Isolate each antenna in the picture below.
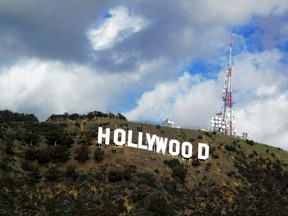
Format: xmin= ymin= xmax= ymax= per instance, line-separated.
xmin=211 ymin=34 xmax=235 ymax=136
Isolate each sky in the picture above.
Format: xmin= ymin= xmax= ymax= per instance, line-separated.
xmin=0 ymin=0 xmax=288 ymax=150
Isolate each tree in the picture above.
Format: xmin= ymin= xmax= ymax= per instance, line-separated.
xmin=94 ymin=148 xmax=105 ymax=162
xmin=164 ymin=159 xmax=187 ymax=183
xmin=46 ymin=129 xmax=74 ymax=147
xmin=24 ymin=132 xmax=40 ymax=145
xmin=75 ymin=145 xmax=90 ymax=163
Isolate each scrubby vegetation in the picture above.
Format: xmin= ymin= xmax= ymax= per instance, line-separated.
xmin=0 ymin=109 xmax=288 ymax=215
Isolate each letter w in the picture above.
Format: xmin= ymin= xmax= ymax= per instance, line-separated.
xmin=156 ymin=136 xmax=168 ymax=154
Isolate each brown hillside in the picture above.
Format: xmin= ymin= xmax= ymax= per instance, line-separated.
xmin=0 ymin=110 xmax=288 ymax=215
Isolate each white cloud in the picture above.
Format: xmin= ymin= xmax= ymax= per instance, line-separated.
xmin=125 ymin=72 xmax=221 ymax=128
xmin=181 ymin=0 xmax=288 ymax=25
xmin=232 ymin=49 xmax=282 ymax=99
xmin=86 ymin=5 xmax=148 ymax=51
xmin=256 ymin=85 xmax=277 ymax=97
xmin=0 ymin=58 xmax=132 ymax=119
xmin=0 ymin=57 xmax=171 ymax=120
xmin=236 ymin=94 xmax=288 ymax=150
xmin=232 ymin=49 xmax=288 ymax=149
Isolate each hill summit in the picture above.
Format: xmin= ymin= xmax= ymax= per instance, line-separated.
xmin=0 ymin=110 xmax=288 ymax=215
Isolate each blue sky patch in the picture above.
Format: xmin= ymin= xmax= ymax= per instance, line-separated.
xmin=102 ymin=11 xmax=112 ymax=19
xmin=183 ymin=59 xmax=221 ymax=80
xmin=234 ymin=27 xmax=264 ymax=52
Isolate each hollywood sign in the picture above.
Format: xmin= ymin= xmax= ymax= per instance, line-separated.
xmin=97 ymin=127 xmax=209 ymax=160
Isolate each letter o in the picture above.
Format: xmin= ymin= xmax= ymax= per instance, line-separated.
xmin=168 ymin=139 xmax=180 ymax=156
xmin=113 ymin=129 xmax=126 ymax=146
xmin=181 ymin=142 xmax=193 ymax=158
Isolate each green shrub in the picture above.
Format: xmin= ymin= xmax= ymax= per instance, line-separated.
xmin=123 ymin=165 xmax=137 ymax=180
xmin=172 ymin=165 xmax=187 ymax=182
xmin=209 ymin=146 xmax=215 ymax=153
xmin=227 ymin=170 xmax=236 ymax=177
xmin=212 ymin=152 xmax=219 ymax=159
xmin=45 ymin=166 xmax=61 ymax=181
xmin=108 ymin=170 xmax=123 ymax=182
xmin=24 ymin=132 xmax=40 ymax=145
xmin=204 ymin=132 xmax=212 ymax=138
xmin=246 ymin=139 xmax=255 ymax=146
xmin=50 ymin=145 xmax=70 ymax=163
xmin=117 ymin=113 xmax=127 ymax=120
xmin=148 ymin=195 xmax=175 ymax=216
xmin=225 ymin=144 xmax=237 ymax=152
xmin=139 ymin=173 xmax=157 ymax=188
xmin=37 ymin=148 xmax=52 ymax=164
xmin=131 ymin=191 xmax=146 ymax=203
xmin=189 ymin=137 xmax=195 ymax=142
xmin=154 ymin=169 xmax=159 ymax=174
xmin=163 ymin=159 xmax=180 ymax=168
xmin=75 ymin=145 xmax=90 ymax=163
xmin=26 ymin=145 xmax=70 ymax=164
xmin=0 ymin=161 xmax=11 ymax=172
xmin=192 ymin=159 xmax=201 ymax=166
xmin=164 ymin=159 xmax=187 ymax=183
xmin=45 ymin=129 xmax=74 ymax=147
xmin=94 ymin=148 xmax=105 ymax=162
xmin=111 ymin=149 xmax=117 ymax=154
xmin=66 ymin=164 xmax=78 ymax=179
xmin=205 ymin=162 xmax=212 ymax=171
xmin=24 ymin=148 xmax=38 ymax=161
xmin=4 ymin=140 xmax=14 ymax=155
xmin=253 ymin=150 xmax=258 ymax=156
xmin=197 ymin=135 xmax=203 ymax=139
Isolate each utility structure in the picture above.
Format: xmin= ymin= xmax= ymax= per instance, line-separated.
xmin=211 ymin=35 xmax=235 ymax=136
xmin=163 ymin=118 xmax=174 ymax=127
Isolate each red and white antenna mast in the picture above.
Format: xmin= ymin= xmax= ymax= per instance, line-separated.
xmin=222 ymin=34 xmax=235 ymax=136
xmin=210 ymin=34 xmax=235 ymax=136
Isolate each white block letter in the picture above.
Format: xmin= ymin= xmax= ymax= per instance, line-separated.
xmin=146 ymin=133 xmax=157 ymax=151
xmin=198 ymin=143 xmax=209 ymax=160
xmin=113 ymin=129 xmax=126 ymax=146
xmin=168 ymin=139 xmax=180 ymax=156
xmin=127 ymin=130 xmax=138 ymax=148
xmin=156 ymin=136 xmax=168 ymax=154
xmin=181 ymin=142 xmax=193 ymax=158
xmin=97 ymin=127 xmax=110 ymax=145
xmin=137 ymin=132 xmax=147 ymax=150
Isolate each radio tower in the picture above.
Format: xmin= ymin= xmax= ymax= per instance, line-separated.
xmin=222 ymin=34 xmax=235 ymax=136
xmin=211 ymin=35 xmax=235 ymax=136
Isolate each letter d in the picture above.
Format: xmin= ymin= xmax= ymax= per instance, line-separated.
xmin=198 ymin=143 xmax=209 ymax=160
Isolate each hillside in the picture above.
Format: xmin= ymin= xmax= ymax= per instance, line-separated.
xmin=0 ymin=110 xmax=288 ymax=215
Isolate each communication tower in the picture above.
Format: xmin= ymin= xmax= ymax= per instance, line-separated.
xmin=211 ymin=35 xmax=235 ymax=136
